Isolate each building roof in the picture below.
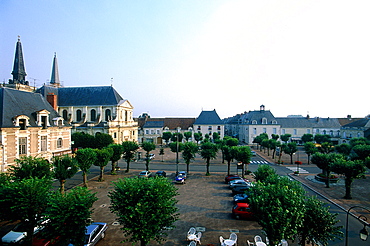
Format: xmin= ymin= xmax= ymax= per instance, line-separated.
xmin=136 ymin=117 xmax=195 ymax=130
xmin=0 ymin=87 xmax=61 ymax=127
xmin=37 ymin=85 xmax=124 ymax=106
xmin=277 ymin=117 xmax=341 ymax=128
xmin=194 ymin=110 xmax=223 ymax=125
xmin=342 ymin=117 xmax=370 ymax=128
xmin=143 ymin=121 xmax=164 ymax=128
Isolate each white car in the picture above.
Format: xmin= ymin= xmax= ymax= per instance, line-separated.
xmin=2 ymin=221 xmax=45 ymax=245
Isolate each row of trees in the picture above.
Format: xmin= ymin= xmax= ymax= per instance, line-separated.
xmin=249 ymin=165 xmax=343 ymax=246
xmin=162 ymin=131 xmax=221 ymax=145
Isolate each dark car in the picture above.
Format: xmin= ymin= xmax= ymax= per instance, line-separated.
xmin=233 ymin=193 xmax=249 ymax=204
xmin=68 ymin=222 xmax=107 ymax=246
xmin=232 ymin=203 xmax=254 ymax=220
xmin=225 ymin=175 xmax=240 ymax=184
xmin=155 ymin=171 xmax=167 ymax=177
xmin=231 ymin=185 xmax=251 ymax=195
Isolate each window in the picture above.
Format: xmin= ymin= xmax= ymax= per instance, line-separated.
xmin=105 ymin=109 xmax=111 ymax=121
xmin=282 ymin=129 xmax=286 ymax=134
xmin=253 ymin=128 xmax=257 ymax=135
xmin=307 ymin=129 xmax=311 ymax=134
xmin=145 ymin=130 xmax=149 ymax=134
xmin=114 ymin=132 xmax=117 ymax=138
xmin=273 ymin=128 xmax=277 ymax=134
xmin=272 ymin=120 xmax=277 ymax=124
xmin=252 ymin=120 xmax=257 ymax=124
xmin=263 ymin=128 xmax=267 ymax=133
xmin=62 ymin=110 xmax=68 ymax=121
xmin=262 ymin=118 xmax=267 ymax=124
xmin=57 ymin=138 xmax=63 ymax=148
xmin=197 ymin=126 xmax=201 ymax=130
xmin=217 ymin=126 xmax=221 ymax=130
xmin=76 ymin=110 xmax=82 ymax=121
xmin=151 ymin=130 xmax=154 ymax=134
xmin=41 ymin=116 xmax=48 ymax=129
xmin=91 ymin=109 xmax=96 ymax=121
xmin=41 ymin=136 xmax=47 ymax=151
xmin=19 ymin=137 xmax=27 ymax=155
xmin=19 ymin=119 xmax=27 ymax=130
xmin=125 ymin=111 xmax=128 ymax=121
xmin=208 ymin=126 xmax=212 ymax=131
xmin=294 ymin=129 xmax=297 ymax=135
xmin=156 ymin=130 xmax=160 ymax=134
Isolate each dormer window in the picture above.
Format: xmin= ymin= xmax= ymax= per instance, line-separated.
xmin=252 ymin=120 xmax=257 ymax=124
xmin=52 ymin=117 xmax=64 ymax=127
xmin=262 ymin=118 xmax=267 ymax=124
xmin=13 ymin=115 xmax=30 ymax=130
xmin=272 ymin=120 xmax=277 ymax=124
xmin=36 ymin=110 xmax=50 ymax=129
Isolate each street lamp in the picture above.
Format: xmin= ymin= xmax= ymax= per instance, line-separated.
xmin=345 ymin=206 xmax=370 ymax=246
xmin=175 ymin=127 xmax=180 ymax=176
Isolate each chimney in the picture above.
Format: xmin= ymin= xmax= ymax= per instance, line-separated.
xmin=46 ymin=93 xmax=58 ymax=111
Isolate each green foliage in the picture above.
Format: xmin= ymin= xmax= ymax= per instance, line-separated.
xmin=282 ymin=142 xmax=297 ymax=164
xmin=212 ymin=132 xmax=220 ymax=141
xmin=94 ymin=133 xmax=114 ymax=149
xmin=170 ymin=132 xmax=183 ymax=142
xmin=297 ymin=196 xmax=342 ymax=246
xmin=72 ymin=132 xmax=95 ymax=149
xmin=253 ymin=164 xmax=276 ymax=182
xmin=224 ymin=137 xmax=239 ymax=147
xmin=222 ymin=145 xmax=235 ymax=175
xmin=10 ymin=156 xmax=53 ymax=181
xmin=182 ymin=142 xmax=199 ymax=173
xmin=311 ymin=152 xmax=343 ymax=188
xmin=248 ymin=177 xmax=306 ymax=245
xmin=121 ymin=141 xmax=139 ymax=173
xmin=280 ymin=133 xmax=291 ymax=143
xmin=314 ymin=134 xmax=331 ymax=144
xmin=351 ymin=144 xmax=370 ymax=161
xmin=335 ymin=143 xmax=352 ymax=157
xmin=183 ymin=131 xmax=192 ymax=142
xmin=0 ymin=177 xmax=52 ymax=243
xmin=168 ymin=142 xmax=184 ymax=153
xmin=271 ymin=134 xmax=279 ymax=140
xmin=303 ymin=142 xmax=317 ymax=164
xmin=162 ymin=132 xmax=172 ymax=145
xmin=94 ymin=148 xmax=113 ymax=181
xmin=301 ymin=133 xmax=313 ymax=143
xmin=141 ymin=141 xmax=156 ymax=171
xmin=330 ymin=159 xmax=367 ymax=199
xmin=234 ymin=145 xmax=252 ymax=164
xmin=193 ymin=132 xmax=203 ymax=144
xmin=349 ymin=137 xmax=370 ymax=147
xmin=318 ymin=142 xmax=334 ymax=154
xmin=108 ymin=143 xmax=124 ymax=174
xmin=109 ymin=177 xmax=179 ymax=245
xmin=75 ymin=148 xmax=97 ymax=187
xmin=200 ymin=142 xmax=218 ymax=175
xmin=52 ymin=155 xmax=78 ymax=194
xmin=45 ymin=187 xmax=97 ymax=246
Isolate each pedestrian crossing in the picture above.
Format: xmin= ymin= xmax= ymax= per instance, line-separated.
xmin=286 ymin=166 xmax=309 ymax=174
xmin=249 ymin=160 xmax=269 ymax=165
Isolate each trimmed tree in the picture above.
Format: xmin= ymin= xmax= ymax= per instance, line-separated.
xmin=122 ymin=141 xmax=139 ymax=172
xmin=303 ymin=142 xmax=317 ymax=165
xmin=162 ymin=132 xmax=172 ymax=146
xmin=93 ymin=147 xmax=113 ymax=182
xmin=9 ymin=156 xmax=53 ymax=181
xmin=311 ymin=152 xmax=342 ymax=188
xmin=45 ymin=187 xmax=98 ymax=246
xmin=108 ymin=143 xmax=124 ymax=174
xmin=282 ymin=142 xmax=297 ymax=164
xmin=93 ymin=133 xmax=114 ymax=149
xmin=184 ymin=131 xmax=192 ymax=142
xmin=233 ymin=145 xmax=252 ymax=177
xmin=75 ymin=148 xmax=97 ymax=188
xmin=330 ymin=159 xmax=367 ymax=199
xmin=182 ymin=142 xmax=199 ymax=174
xmin=52 ymin=155 xmax=78 ymax=194
xmin=141 ymin=141 xmax=156 ymax=171
xmin=193 ymin=132 xmax=203 ymax=144
xmin=109 ymin=177 xmax=179 ymax=246
xmin=200 ymin=142 xmax=218 ymax=175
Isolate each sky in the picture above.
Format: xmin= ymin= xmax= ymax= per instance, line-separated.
xmin=1 ymin=0 xmax=370 ymax=119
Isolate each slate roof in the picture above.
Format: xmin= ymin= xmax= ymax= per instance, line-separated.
xmin=136 ymin=117 xmax=195 ymax=130
xmin=194 ymin=110 xmax=223 ymax=125
xmin=342 ymin=118 xmax=370 ymax=128
xmin=277 ymin=117 xmax=341 ymax=128
xmin=37 ymin=85 xmax=124 ymax=106
xmin=0 ymin=87 xmax=61 ymax=127
xmin=239 ymin=110 xmax=277 ymax=124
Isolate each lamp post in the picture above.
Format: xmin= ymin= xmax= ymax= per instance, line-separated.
xmin=345 ymin=205 xmax=370 ymax=246
xmin=175 ymin=128 xmax=180 ymax=176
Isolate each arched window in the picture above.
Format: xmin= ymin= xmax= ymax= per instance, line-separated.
xmin=62 ymin=110 xmax=68 ymax=121
xmin=105 ymin=109 xmax=111 ymax=121
xmin=76 ymin=110 xmax=82 ymax=122
xmin=252 ymin=120 xmax=257 ymax=124
xmin=125 ymin=111 xmax=128 ymax=121
xmin=91 ymin=109 xmax=96 ymax=121
xmin=262 ymin=118 xmax=267 ymax=124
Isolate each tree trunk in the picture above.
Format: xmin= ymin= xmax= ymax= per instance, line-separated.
xmin=186 ymin=162 xmax=190 ymax=174
xmin=126 ymin=161 xmax=131 ymax=173
xmin=290 ymin=154 xmax=294 ymax=164
xmin=227 ymin=160 xmax=231 ymax=176
xmin=111 ymin=161 xmax=117 ymax=175
xmin=344 ymin=177 xmax=353 ymax=199
xmin=98 ymin=167 xmax=104 ymax=182
xmin=60 ymin=179 xmax=66 ymax=194
xmin=307 ymin=154 xmax=311 ymax=165
xmin=83 ymin=172 xmax=88 ymax=188
xmin=325 ymin=170 xmax=331 ymax=188
xmin=206 ymin=158 xmax=210 ymax=175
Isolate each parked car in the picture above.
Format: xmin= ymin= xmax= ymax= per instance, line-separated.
xmin=228 ymin=178 xmax=249 ymax=185
xmin=175 ymin=173 xmax=186 ymax=184
xmin=138 ymin=171 xmax=151 ymax=178
xmin=68 ymin=222 xmax=107 ymax=246
xmin=231 ymin=185 xmax=251 ymax=195
xmin=233 ymin=193 xmax=249 ymax=204
xmin=32 ymin=230 xmax=61 ymax=246
xmin=251 ymin=150 xmax=256 ymax=156
xmin=229 ymin=180 xmax=250 ymax=189
xmin=178 ymin=171 xmax=187 ymax=179
xmin=232 ymin=203 xmax=254 ymax=220
xmin=225 ymin=175 xmax=240 ymax=184
xmin=155 ymin=170 xmax=167 ymax=177
xmin=2 ymin=221 xmax=47 ymax=245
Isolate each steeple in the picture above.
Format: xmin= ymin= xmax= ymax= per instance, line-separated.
xmin=10 ymin=36 xmax=28 ymax=85
xmin=50 ymin=52 xmax=60 ymax=87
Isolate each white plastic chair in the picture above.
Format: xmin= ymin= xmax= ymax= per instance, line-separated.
xmin=189 ymin=241 xmax=197 ymax=246
xmin=280 ymin=239 xmax=288 ymax=246
xmin=195 ymin=231 xmax=202 ymax=244
xmin=247 ymin=240 xmax=255 ymax=246
xmin=228 ymin=232 xmax=237 ymax=245
xmin=187 ymin=227 xmax=196 ymax=241
xmin=254 ymin=235 xmax=263 ymax=243
xmin=220 ymin=236 xmax=226 ymax=246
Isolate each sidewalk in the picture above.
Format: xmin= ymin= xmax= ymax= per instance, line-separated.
xmin=254 ymin=149 xmax=370 ymax=217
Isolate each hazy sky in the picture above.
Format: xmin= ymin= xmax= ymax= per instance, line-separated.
xmin=1 ymin=1 xmax=369 ymax=119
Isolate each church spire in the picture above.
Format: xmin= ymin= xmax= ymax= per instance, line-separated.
xmin=10 ymin=36 xmax=28 ymax=85
xmin=50 ymin=52 xmax=60 ymax=87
